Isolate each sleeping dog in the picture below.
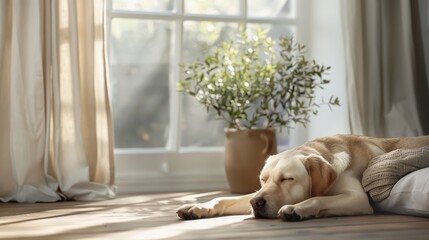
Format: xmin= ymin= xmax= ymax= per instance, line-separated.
xmin=176 ymin=134 xmax=429 ymax=221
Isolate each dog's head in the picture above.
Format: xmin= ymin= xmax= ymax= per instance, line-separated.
xmin=250 ymin=150 xmax=337 ymax=218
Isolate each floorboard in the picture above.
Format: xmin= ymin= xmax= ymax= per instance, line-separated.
xmin=1 ymin=192 xmax=428 ymax=240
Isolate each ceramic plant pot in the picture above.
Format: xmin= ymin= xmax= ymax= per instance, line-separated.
xmin=224 ymin=128 xmax=277 ymax=193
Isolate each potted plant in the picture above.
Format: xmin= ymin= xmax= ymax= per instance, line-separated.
xmin=177 ymin=27 xmax=339 ymax=193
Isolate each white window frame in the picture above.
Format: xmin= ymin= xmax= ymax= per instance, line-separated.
xmin=106 ymin=0 xmax=310 ymax=193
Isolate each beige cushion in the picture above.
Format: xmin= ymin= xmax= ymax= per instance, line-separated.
xmin=362 ymin=146 xmax=429 ymax=202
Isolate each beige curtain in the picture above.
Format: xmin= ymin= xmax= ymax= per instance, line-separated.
xmin=341 ymin=0 xmax=429 ymax=137
xmin=0 ymin=0 xmax=116 ymax=202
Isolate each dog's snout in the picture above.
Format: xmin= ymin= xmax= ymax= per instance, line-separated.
xmin=250 ymin=197 xmax=266 ymax=210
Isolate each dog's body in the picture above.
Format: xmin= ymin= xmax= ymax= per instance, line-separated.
xmin=177 ymin=134 xmax=429 ymax=221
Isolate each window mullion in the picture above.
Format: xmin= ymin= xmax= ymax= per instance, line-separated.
xmin=110 ymin=10 xmax=178 ymax=19
xmin=241 ymin=0 xmax=247 ymax=24
xmin=168 ymin=0 xmax=185 ymax=152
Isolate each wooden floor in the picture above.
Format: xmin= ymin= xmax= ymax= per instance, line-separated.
xmin=1 ymin=192 xmax=429 ymax=240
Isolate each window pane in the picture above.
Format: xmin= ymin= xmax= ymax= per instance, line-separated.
xmin=182 ymin=21 xmax=237 ymax=62
xmin=247 ymin=0 xmax=295 ymax=18
xmin=112 ymin=0 xmax=174 ymax=12
xmin=181 ymin=21 xmax=237 ymax=147
xmin=185 ymin=0 xmax=240 ymax=16
xmin=110 ymin=19 xmax=173 ymax=148
xmin=247 ymin=24 xmax=295 ymax=42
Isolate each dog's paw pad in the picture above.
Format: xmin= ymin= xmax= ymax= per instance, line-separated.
xmin=177 ymin=211 xmax=199 ymax=220
xmin=176 ymin=204 xmax=201 ymax=220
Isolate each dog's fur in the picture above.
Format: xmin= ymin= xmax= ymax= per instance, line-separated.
xmin=176 ymin=134 xmax=429 ymax=221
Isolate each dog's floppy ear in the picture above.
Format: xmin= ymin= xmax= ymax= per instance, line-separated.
xmin=305 ymin=156 xmax=337 ymax=197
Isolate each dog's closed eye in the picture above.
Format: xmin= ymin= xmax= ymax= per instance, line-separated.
xmin=280 ymin=177 xmax=294 ymax=183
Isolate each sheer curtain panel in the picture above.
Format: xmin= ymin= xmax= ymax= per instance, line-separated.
xmin=0 ymin=0 xmax=116 ymax=203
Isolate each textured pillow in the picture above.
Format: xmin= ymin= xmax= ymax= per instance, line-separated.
xmin=362 ymin=146 xmax=429 ymax=202
xmin=374 ymin=168 xmax=429 ymax=217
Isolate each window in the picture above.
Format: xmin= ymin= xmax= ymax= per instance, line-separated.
xmin=106 ymin=0 xmax=309 ymax=192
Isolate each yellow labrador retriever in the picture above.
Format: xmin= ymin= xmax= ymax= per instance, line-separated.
xmin=176 ymin=134 xmax=429 ymax=221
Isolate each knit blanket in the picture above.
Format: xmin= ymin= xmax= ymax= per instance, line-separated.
xmin=362 ymin=146 xmax=429 ymax=202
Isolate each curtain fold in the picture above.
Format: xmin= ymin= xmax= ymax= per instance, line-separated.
xmin=0 ymin=0 xmax=116 ymax=203
xmin=341 ymin=0 xmax=429 ymax=137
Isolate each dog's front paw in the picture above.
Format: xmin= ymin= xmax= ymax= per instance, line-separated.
xmin=278 ymin=205 xmax=307 ymax=221
xmin=176 ymin=203 xmax=214 ymax=220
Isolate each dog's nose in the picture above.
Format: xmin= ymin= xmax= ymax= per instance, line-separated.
xmin=250 ymin=197 xmax=266 ymax=210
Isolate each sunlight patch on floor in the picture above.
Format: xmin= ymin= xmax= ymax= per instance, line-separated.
xmin=0 ymin=211 xmax=149 ymax=238
xmin=77 ymin=192 xmax=192 ymax=206
xmin=0 ymin=192 xmax=238 ymax=239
